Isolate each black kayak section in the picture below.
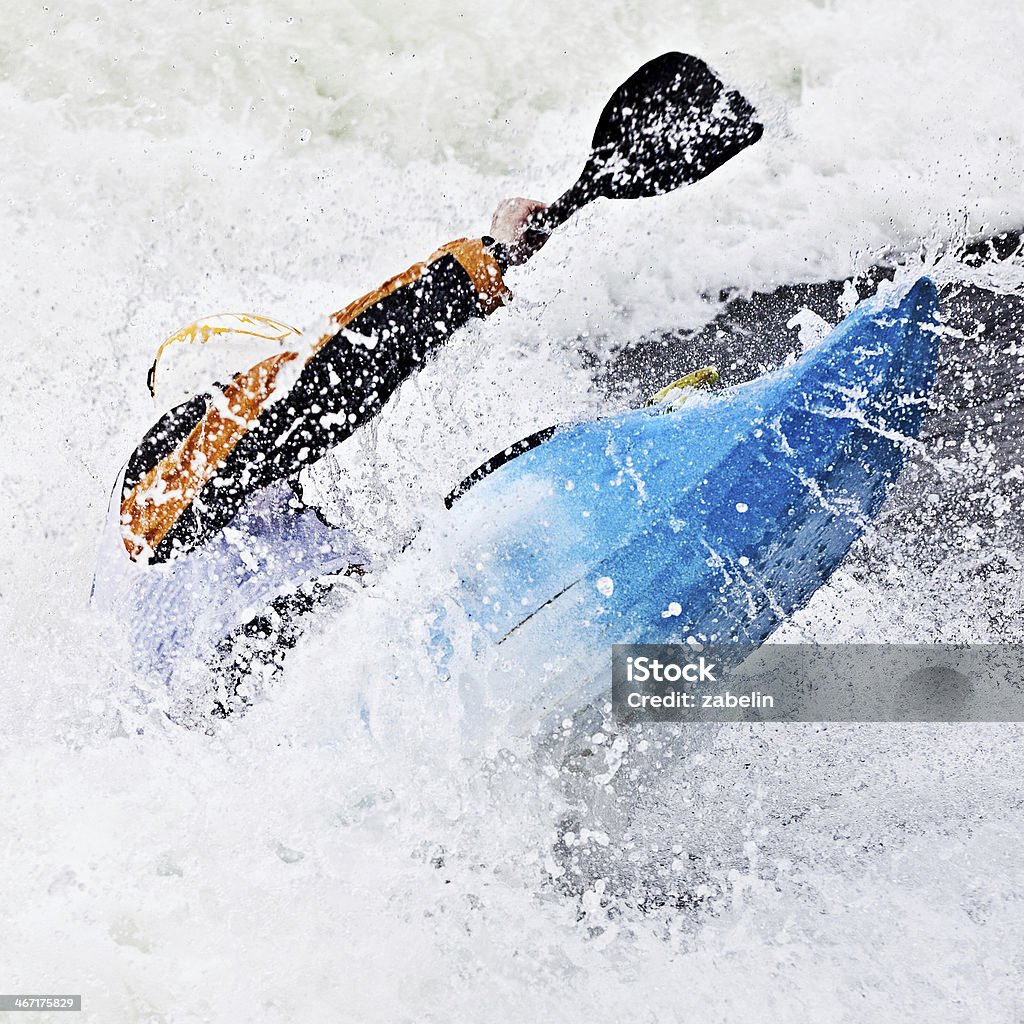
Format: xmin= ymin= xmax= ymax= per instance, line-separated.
xmin=599 ymin=230 xmax=1024 ymax=395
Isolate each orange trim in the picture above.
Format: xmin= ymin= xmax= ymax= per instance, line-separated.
xmin=315 ymin=260 xmax=432 ymax=352
xmin=120 ymin=350 xmax=298 ymax=559
xmin=431 ymin=239 xmax=509 ymax=315
xmin=313 ymin=238 xmax=506 ymax=351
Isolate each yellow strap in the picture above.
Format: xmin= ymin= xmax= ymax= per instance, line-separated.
xmin=147 ymin=313 xmax=302 ymax=396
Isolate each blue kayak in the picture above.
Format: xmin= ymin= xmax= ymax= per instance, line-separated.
xmin=443 ymin=277 xmax=939 ymax=669
xmin=96 ymin=275 xmax=938 ymax=713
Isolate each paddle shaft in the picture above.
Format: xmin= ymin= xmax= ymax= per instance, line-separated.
xmin=527 ymin=176 xmax=593 ymax=235
xmin=489 ymin=176 xmax=593 ymax=270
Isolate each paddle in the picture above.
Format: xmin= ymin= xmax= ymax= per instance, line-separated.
xmin=492 ymin=51 xmax=763 ymax=267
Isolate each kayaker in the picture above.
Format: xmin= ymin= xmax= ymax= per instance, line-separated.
xmin=118 ymin=197 xmax=549 ymax=566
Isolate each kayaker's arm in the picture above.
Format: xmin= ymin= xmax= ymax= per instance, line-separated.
xmin=113 ymin=51 xmax=766 ymax=569
xmin=120 ymin=201 xmax=548 ymax=565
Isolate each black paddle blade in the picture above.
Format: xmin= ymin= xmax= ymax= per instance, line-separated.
xmin=584 ymin=52 xmax=762 ymax=201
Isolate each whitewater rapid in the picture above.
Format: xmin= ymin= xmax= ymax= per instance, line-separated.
xmin=3 ymin=1 xmax=1024 ymax=1020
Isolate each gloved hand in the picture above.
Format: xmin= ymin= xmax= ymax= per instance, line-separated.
xmin=489 ymin=196 xmax=549 ymax=266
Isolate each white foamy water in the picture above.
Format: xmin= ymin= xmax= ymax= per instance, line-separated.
xmin=4 ymin=1 xmax=1024 ymax=1020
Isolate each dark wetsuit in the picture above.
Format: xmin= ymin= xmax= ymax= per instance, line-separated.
xmin=120 ymin=237 xmax=509 ymax=565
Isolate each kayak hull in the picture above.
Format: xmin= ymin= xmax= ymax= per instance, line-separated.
xmin=442 ymin=278 xmax=940 ymax=715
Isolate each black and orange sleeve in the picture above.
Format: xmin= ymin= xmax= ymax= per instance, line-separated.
xmin=120 ymin=237 xmax=509 ymax=564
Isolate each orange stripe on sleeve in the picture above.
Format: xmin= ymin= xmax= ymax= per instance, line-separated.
xmin=120 ymin=350 xmax=298 ymax=560
xmin=432 ymin=238 xmax=509 ymax=315
xmin=316 ymin=237 xmax=506 ymax=350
